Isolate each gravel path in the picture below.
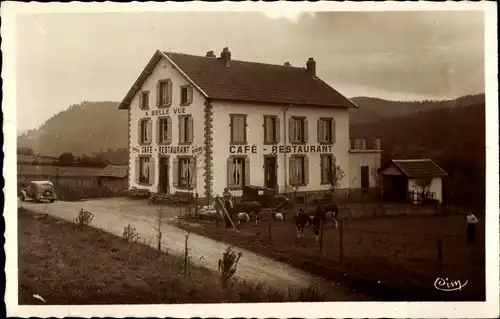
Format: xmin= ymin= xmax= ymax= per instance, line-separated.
xmin=19 ymin=197 xmax=367 ymax=300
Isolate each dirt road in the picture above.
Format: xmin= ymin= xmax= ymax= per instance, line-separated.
xmin=19 ymin=197 xmax=367 ymax=300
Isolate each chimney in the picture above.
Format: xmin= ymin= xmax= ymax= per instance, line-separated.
xmin=220 ymin=47 xmax=231 ymax=67
xmin=206 ymin=50 xmax=216 ymax=58
xmin=306 ymin=57 xmax=316 ymax=78
xmin=354 ymin=139 xmax=366 ymax=150
xmin=373 ymin=139 xmax=381 ymax=150
xmin=284 ymin=61 xmax=291 ymax=67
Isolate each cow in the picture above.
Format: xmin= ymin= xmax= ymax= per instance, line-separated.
xmin=294 ymin=209 xmax=312 ymax=238
xmin=274 ymin=212 xmax=284 ymax=221
xmin=323 ymin=204 xmax=340 ymax=229
xmin=237 ymin=212 xmax=250 ymax=227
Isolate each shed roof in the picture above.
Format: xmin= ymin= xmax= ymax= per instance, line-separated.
xmin=118 ymin=49 xmax=358 ymax=110
xmin=96 ymin=165 xmax=128 ymax=178
xmin=380 ymin=159 xmax=448 ymax=178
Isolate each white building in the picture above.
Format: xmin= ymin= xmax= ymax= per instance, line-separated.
xmin=118 ymin=48 xmax=382 ymax=201
xmin=378 ymin=159 xmax=448 ymax=203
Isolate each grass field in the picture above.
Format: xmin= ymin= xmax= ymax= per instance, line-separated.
xmin=175 ymin=212 xmax=485 ymax=301
xmin=18 ymin=208 xmax=329 ymax=304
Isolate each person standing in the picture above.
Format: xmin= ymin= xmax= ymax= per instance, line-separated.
xmin=222 ymin=187 xmax=234 ymax=228
xmin=466 ymin=212 xmax=479 ymax=244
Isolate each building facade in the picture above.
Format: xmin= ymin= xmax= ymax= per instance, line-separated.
xmin=119 ymin=48 xmax=381 ymax=201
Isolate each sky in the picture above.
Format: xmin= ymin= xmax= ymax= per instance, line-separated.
xmin=16 ymin=10 xmax=485 ymax=133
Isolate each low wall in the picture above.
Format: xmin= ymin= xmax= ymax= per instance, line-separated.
xmin=338 ymin=202 xmax=440 ymax=220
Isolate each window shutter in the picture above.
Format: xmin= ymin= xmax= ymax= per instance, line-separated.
xmin=317 ymin=119 xmax=323 ymax=143
xmin=137 ymin=120 xmax=142 ymax=144
xmin=149 ymin=157 xmax=155 ymax=185
xmin=187 ymin=116 xmax=194 ymax=143
xmin=139 ymin=92 xmax=143 ymax=109
xmin=187 ymin=86 xmax=193 ymax=105
xmin=275 ymin=117 xmax=280 ymax=143
xmin=303 ymin=119 xmax=309 ymax=143
xmin=244 ymin=157 xmax=250 ymax=186
xmin=173 ymin=157 xmax=179 ymax=187
xmin=304 ymin=156 xmax=310 ymax=185
xmin=167 ymin=80 xmax=173 ymax=106
xmin=178 ymin=117 xmax=184 ymax=144
xmin=288 ymin=118 xmax=294 ymax=143
xmin=229 ymin=116 xmax=233 ymax=144
xmin=332 ymin=119 xmax=336 ymax=144
xmin=333 ymin=155 xmax=337 ymax=184
xmin=244 ymin=117 xmax=247 ymax=144
xmin=166 ymin=117 xmax=172 ymax=143
xmin=156 ymin=118 xmax=161 ymax=143
xmin=147 ymin=119 xmax=153 ymax=143
xmin=156 ymin=83 xmax=161 ymax=107
xmin=190 ymin=156 xmax=197 ymax=189
xmin=135 ymin=157 xmax=140 ymax=183
xmin=320 ymin=155 xmax=324 ymax=184
xmin=289 ymin=156 xmax=295 ymax=186
xmin=227 ymin=158 xmax=234 ymax=187
xmin=263 ymin=116 xmax=268 ymax=144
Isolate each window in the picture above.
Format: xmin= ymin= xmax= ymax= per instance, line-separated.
xmin=289 ymin=117 xmax=308 ymax=144
xmin=264 ymin=115 xmax=280 ymax=144
xmin=138 ymin=118 xmax=152 ymax=144
xmin=157 ymin=117 xmax=172 ymax=144
xmin=157 ymin=79 xmax=172 ymax=108
xmin=173 ymin=156 xmax=196 ymax=189
xmin=289 ymin=155 xmax=309 ymax=186
xmin=320 ymin=154 xmax=335 ymax=185
xmin=135 ymin=156 xmax=155 ymax=185
xmin=179 ymin=115 xmax=193 ymax=144
xmin=318 ymin=118 xmax=335 ymax=144
xmin=180 ymin=85 xmax=193 ymax=106
xmin=230 ymin=114 xmax=247 ymax=144
xmin=139 ymin=91 xmax=150 ymax=110
xmin=227 ymin=156 xmax=249 ymax=189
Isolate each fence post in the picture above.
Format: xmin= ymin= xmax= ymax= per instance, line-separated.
xmin=339 ymin=219 xmax=344 ymax=264
xmin=195 ymin=193 xmax=199 ymax=220
xmin=437 ymin=238 xmax=443 ymax=277
xmin=319 ymin=219 xmax=324 ymax=254
xmin=268 ymin=222 xmax=272 ymax=243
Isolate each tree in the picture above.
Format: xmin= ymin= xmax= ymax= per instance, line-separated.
xmin=58 ymin=152 xmax=75 ymax=166
xmin=326 ymin=164 xmax=346 ymax=199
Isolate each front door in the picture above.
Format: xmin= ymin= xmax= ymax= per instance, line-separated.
xmin=158 ymin=157 xmax=169 ymax=194
xmin=264 ymin=156 xmax=277 ymax=190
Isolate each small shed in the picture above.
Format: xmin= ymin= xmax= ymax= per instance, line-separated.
xmin=378 ymin=159 xmax=447 ymax=204
xmin=95 ymin=165 xmax=128 ymax=190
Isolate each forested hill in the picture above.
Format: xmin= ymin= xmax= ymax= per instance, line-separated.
xmin=349 ymin=93 xmax=485 ymax=124
xmin=17 ymin=101 xmax=128 ymax=157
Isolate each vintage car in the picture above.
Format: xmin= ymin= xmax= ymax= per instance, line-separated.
xmin=19 ymin=180 xmax=57 ymax=203
xmin=232 ymin=185 xmax=289 ymax=216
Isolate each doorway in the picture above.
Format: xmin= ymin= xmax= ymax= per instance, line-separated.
xmin=264 ymin=156 xmax=277 ymax=190
xmin=158 ymin=156 xmax=170 ymax=194
xmin=360 ymin=165 xmax=370 ymax=189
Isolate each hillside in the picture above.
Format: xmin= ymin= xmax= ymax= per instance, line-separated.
xmin=349 ymin=93 xmax=485 ymax=124
xmin=350 ymin=100 xmax=486 ymax=208
xmin=17 ymin=101 xmax=128 ymax=157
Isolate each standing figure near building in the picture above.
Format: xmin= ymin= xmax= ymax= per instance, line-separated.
xmin=466 ymin=212 xmax=479 ymax=244
xmin=222 ymin=187 xmax=234 ymax=228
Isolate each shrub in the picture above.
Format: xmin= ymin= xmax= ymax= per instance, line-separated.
xmin=75 ymin=208 xmax=94 ymax=230
xmin=122 ymin=224 xmax=140 ymax=244
xmin=218 ymin=247 xmax=242 ymax=289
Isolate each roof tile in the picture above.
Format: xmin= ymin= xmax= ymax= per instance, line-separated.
xmin=391 ymin=159 xmax=448 ymax=178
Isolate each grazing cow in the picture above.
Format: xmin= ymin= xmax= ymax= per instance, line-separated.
xmin=237 ymin=212 xmax=250 ymax=227
xmin=310 ymin=206 xmax=328 ymax=244
xmin=274 ymin=212 xmax=284 ymax=221
xmin=323 ymin=204 xmax=340 ymax=228
xmin=294 ymin=209 xmax=312 ymax=238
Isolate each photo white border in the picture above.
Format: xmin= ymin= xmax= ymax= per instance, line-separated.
xmin=2 ymin=1 xmax=498 ymax=318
